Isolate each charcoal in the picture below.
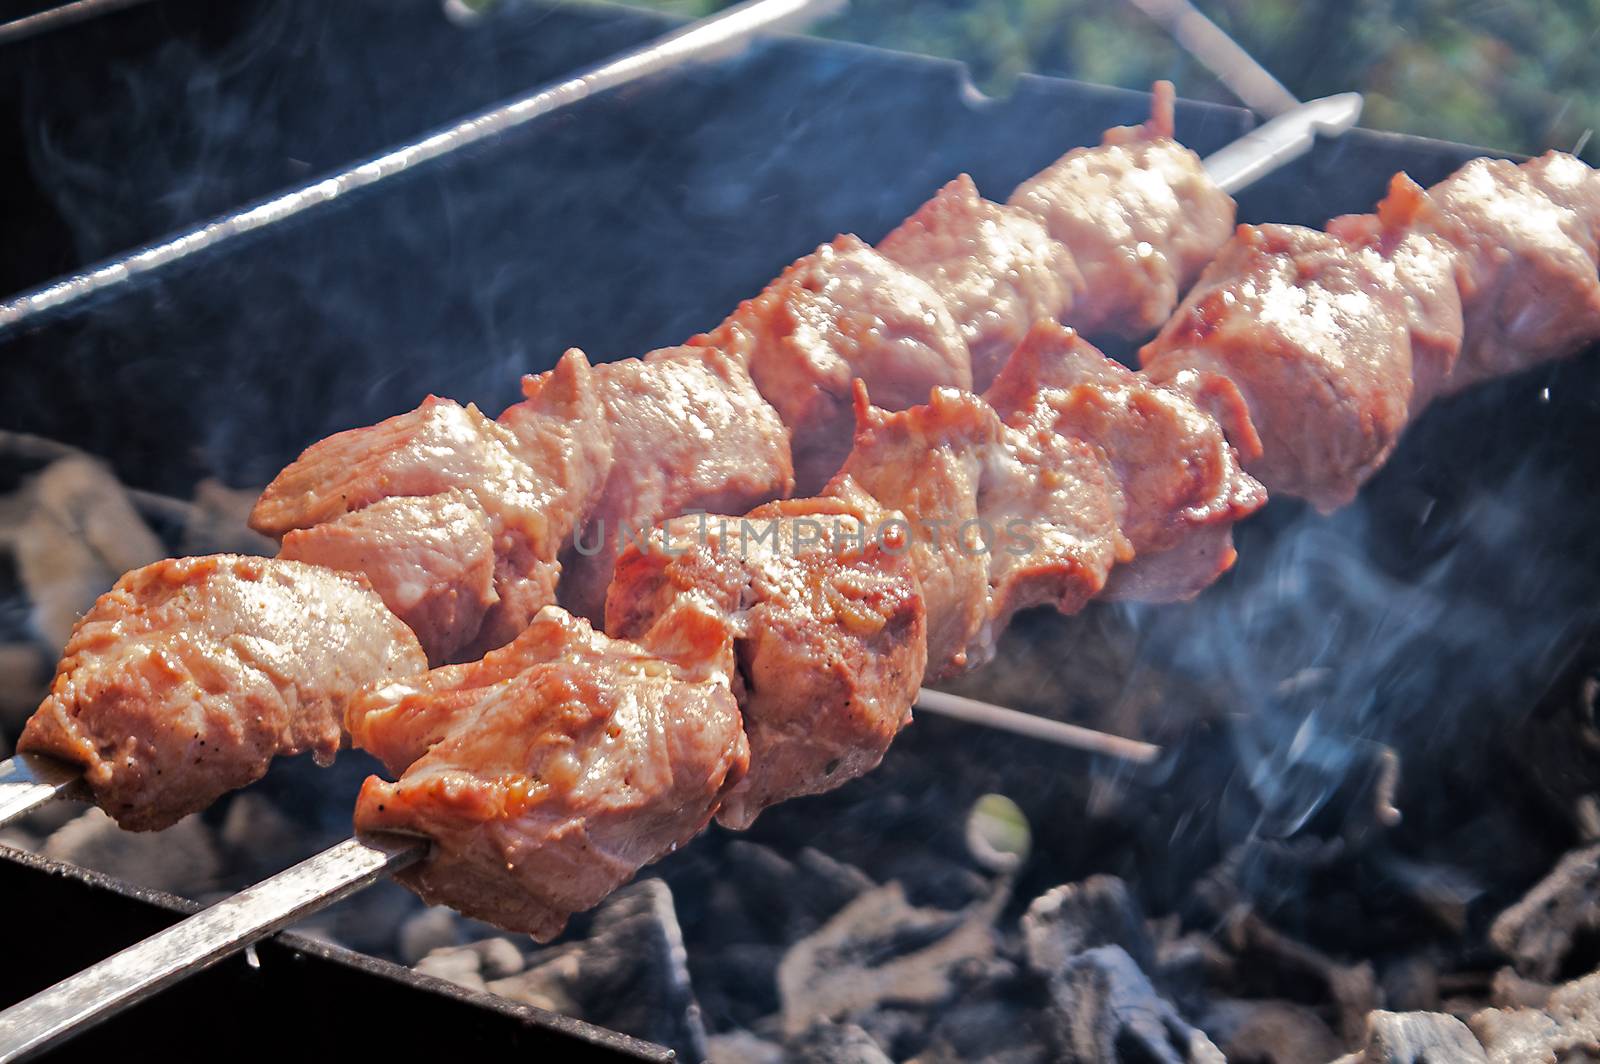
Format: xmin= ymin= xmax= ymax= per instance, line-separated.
xmin=1022 ymin=875 xmax=1154 ymax=974
xmin=9 ymin=456 xmax=164 ymax=650
xmin=217 ymin=794 xmax=304 ymax=880
xmin=1040 ymin=945 xmax=1224 ymax=1064
xmin=1488 ymin=841 xmax=1600 ymax=981
xmin=414 ymin=945 xmax=490 ymax=993
xmin=1199 ymin=998 xmax=1342 ymax=1063
xmin=1381 ymin=955 xmax=1442 ymax=1013
xmin=777 ymin=881 xmax=1002 ymax=1036
xmin=43 ymin=807 xmax=219 ymax=896
xmin=1207 ymin=888 xmax=1379 ymax=1043
xmin=781 ymin=1021 xmax=893 ymax=1064
xmin=314 ymin=877 xmax=423 ymax=956
xmin=1489 ymin=967 xmax=1554 ymax=1010
xmin=177 ymin=478 xmax=275 ymax=557
xmin=0 ymin=642 xmax=46 ymax=731
xmin=708 ymin=1031 xmax=784 ymax=1064
xmin=398 ymin=905 xmax=466 ymax=965
xmin=1469 ymin=969 xmax=1600 ymax=1064
xmin=917 ymin=980 xmax=1054 ymax=1064
xmin=0 ymin=826 xmax=38 ymax=853
xmin=720 ymin=841 xmax=876 ymax=942
xmin=1346 ymin=1010 xmax=1488 ymax=1063
xmin=491 ymin=878 xmax=708 ymax=1062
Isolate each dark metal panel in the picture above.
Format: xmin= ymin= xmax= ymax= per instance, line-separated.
xmin=0 ymin=845 xmax=671 ymax=1061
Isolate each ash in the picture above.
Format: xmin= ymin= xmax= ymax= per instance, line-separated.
xmin=6 ymin=358 xmax=1600 ymax=1064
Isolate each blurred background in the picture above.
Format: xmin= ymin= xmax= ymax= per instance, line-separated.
xmin=615 ymin=0 xmax=1600 ymax=161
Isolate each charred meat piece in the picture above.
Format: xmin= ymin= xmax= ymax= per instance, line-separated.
xmin=993 ymin=323 xmax=1262 ymax=600
xmin=1410 ymin=153 xmax=1600 ymax=389
xmin=19 ymin=555 xmax=426 ymax=831
xmin=253 ymin=349 xmax=613 ymax=655
xmin=879 ymin=174 xmax=1082 ymax=390
xmin=831 ymin=387 xmax=996 ymax=677
xmin=350 ymin=606 xmax=747 ymax=939
xmin=1141 ymin=225 xmax=1416 ymax=513
xmin=695 ymin=234 xmax=971 ymax=494
xmin=279 ymin=491 xmax=496 ymax=665
xmin=1007 ymin=82 xmax=1235 ymax=337
xmin=606 ymin=487 xmax=926 ymax=829
xmin=558 ymin=345 xmax=793 ymax=625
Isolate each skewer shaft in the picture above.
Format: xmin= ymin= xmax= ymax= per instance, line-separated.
xmin=916 ymin=688 xmax=1162 ymax=764
xmin=0 ymin=0 xmax=845 ymax=332
xmin=1202 ymin=93 xmax=1364 ymax=194
xmin=0 ymin=833 xmax=426 ymax=1063
xmin=0 ymin=756 xmax=84 ymax=829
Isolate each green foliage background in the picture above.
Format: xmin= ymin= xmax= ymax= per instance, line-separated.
xmin=625 ymin=0 xmax=1600 ymax=160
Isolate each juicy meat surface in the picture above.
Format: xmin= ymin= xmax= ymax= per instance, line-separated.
xmin=832 ymin=387 xmax=995 ymax=677
xmin=606 ymin=486 xmax=927 ymax=829
xmin=279 ymin=491 xmax=496 ymax=665
xmin=992 ymin=323 xmax=1262 ymax=600
xmin=1140 ymin=225 xmax=1416 ymax=512
xmin=1007 ymin=84 xmax=1235 ymax=337
xmin=253 ymin=350 xmax=613 ymax=655
xmin=878 ymin=174 xmax=1082 ymax=390
xmin=1410 ymin=153 xmax=1600 ymax=388
xmin=695 ymin=234 xmax=971 ymax=494
xmin=558 ymin=346 xmax=794 ymax=624
xmin=19 ymin=555 xmax=426 ymax=831
xmin=350 ymin=607 xmax=746 ymax=939
xmin=1327 ymin=176 xmax=1465 ymax=409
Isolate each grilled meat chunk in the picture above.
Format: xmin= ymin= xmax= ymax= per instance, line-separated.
xmin=606 ymin=487 xmax=926 ymax=829
xmin=279 ymin=491 xmax=496 ymax=664
xmin=1141 ymin=225 xmax=1417 ymax=512
xmin=695 ymin=234 xmax=971 ymax=494
xmin=1407 ymin=153 xmax=1600 ymax=389
xmin=558 ymin=345 xmax=793 ymax=625
xmin=1007 ymin=83 xmax=1235 ymax=337
xmin=351 ymin=606 xmax=746 ymax=939
xmin=879 ymin=174 xmax=1082 ymax=390
xmin=253 ymin=349 xmax=613 ymax=654
xmin=992 ymin=323 xmax=1262 ymax=601
xmin=19 ymin=555 xmax=426 ymax=831
xmin=832 ymin=387 xmax=996 ymax=677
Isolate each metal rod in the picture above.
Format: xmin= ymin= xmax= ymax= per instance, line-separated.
xmin=1122 ymin=0 xmax=1300 ymax=117
xmin=916 ymin=688 xmax=1162 ymax=764
xmin=0 ymin=0 xmax=154 ymax=47
xmin=0 ymin=755 xmax=84 ymax=829
xmin=0 ymin=0 xmax=845 ymax=333
xmin=1203 ymin=92 xmax=1364 ymax=194
xmin=0 ymin=833 xmax=427 ymax=1063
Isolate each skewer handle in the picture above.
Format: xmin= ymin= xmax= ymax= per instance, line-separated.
xmin=0 ymin=833 xmax=426 ymax=1063
xmin=1203 ymin=92 xmax=1365 ymax=194
xmin=0 ymin=756 xmax=84 ymax=829
xmin=916 ymin=688 xmax=1162 ymax=764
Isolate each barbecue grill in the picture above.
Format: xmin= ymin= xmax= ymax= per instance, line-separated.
xmin=4 ymin=1 xmax=1599 ymax=1061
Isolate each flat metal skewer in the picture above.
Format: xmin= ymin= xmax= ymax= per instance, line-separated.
xmin=0 ymin=0 xmax=846 ymax=332
xmin=0 ymin=755 xmax=85 ymax=829
xmin=1203 ymin=92 xmax=1365 ymax=195
xmin=917 ymin=688 xmax=1162 ymax=764
xmin=0 ymin=833 xmax=426 ymax=1063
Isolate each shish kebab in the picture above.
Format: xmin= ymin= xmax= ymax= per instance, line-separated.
xmin=1 ymin=80 xmax=1281 ymax=832
xmin=0 ymin=87 xmax=1357 ymax=1056
xmin=19 ymin=82 xmax=1591 ymax=1047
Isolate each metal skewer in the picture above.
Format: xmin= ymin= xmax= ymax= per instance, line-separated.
xmin=0 ymin=754 xmax=85 ymax=829
xmin=916 ymin=688 xmax=1162 ymax=764
xmin=1203 ymin=92 xmax=1364 ymax=195
xmin=0 ymin=0 xmax=846 ymax=332
xmin=0 ymin=833 xmax=425 ymax=1063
